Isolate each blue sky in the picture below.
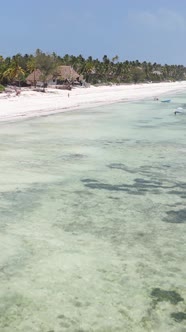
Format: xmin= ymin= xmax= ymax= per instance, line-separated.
xmin=0 ymin=0 xmax=186 ymax=65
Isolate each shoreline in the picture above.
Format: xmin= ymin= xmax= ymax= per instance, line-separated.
xmin=0 ymin=81 xmax=186 ymax=123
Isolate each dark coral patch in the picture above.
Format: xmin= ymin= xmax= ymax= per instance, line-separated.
xmin=151 ymin=288 xmax=184 ymax=305
xmin=171 ymin=312 xmax=186 ymax=322
xmin=163 ymin=209 xmax=186 ymax=223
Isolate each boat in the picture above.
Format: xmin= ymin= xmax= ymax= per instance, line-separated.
xmin=161 ymin=99 xmax=171 ymax=103
xmin=174 ymin=107 xmax=184 ymax=115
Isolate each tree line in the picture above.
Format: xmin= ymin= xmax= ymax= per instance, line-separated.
xmin=0 ymin=49 xmax=186 ymax=88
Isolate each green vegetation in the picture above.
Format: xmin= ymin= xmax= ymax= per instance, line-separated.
xmin=34 ymin=49 xmax=58 ymax=86
xmin=3 ymin=55 xmax=25 ymax=86
xmin=0 ymin=50 xmax=186 ymax=86
xmin=0 ymin=84 xmax=5 ymax=92
xmin=151 ymin=288 xmax=184 ymax=305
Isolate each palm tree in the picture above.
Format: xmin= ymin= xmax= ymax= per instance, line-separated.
xmin=83 ymin=62 xmax=95 ymax=83
xmin=112 ymin=55 xmax=119 ymax=64
xmin=0 ymin=56 xmax=5 ymax=83
xmin=27 ymin=57 xmax=37 ymax=87
xmin=3 ymin=56 xmax=25 ymax=86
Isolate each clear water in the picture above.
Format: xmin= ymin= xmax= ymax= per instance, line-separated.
xmin=0 ymin=94 xmax=186 ymax=332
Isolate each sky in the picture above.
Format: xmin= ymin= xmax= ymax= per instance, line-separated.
xmin=0 ymin=0 xmax=186 ymax=65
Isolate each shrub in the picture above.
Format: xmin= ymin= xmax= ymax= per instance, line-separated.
xmin=0 ymin=84 xmax=5 ymax=93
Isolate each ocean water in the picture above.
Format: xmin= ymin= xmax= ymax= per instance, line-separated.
xmin=0 ymin=94 xmax=186 ymax=332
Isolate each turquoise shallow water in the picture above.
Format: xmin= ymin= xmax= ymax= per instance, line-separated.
xmin=0 ymin=94 xmax=186 ymax=332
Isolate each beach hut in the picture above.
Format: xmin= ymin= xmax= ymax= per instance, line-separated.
xmin=152 ymin=70 xmax=162 ymax=76
xmin=26 ymin=69 xmax=43 ymax=87
xmin=26 ymin=66 xmax=82 ymax=87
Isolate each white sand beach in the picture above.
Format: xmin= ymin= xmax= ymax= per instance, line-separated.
xmin=0 ymin=81 xmax=186 ymax=122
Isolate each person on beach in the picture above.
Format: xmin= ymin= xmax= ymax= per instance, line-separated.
xmin=16 ymin=90 xmax=21 ymax=96
xmin=15 ymin=87 xmax=21 ymax=96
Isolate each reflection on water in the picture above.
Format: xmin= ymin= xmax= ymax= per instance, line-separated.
xmin=0 ymin=94 xmax=186 ymax=331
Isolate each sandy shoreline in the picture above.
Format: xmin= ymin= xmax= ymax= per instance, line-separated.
xmin=0 ymin=81 xmax=186 ymax=122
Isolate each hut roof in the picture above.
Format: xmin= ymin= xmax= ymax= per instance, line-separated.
xmin=152 ymin=70 xmax=162 ymax=75
xmin=26 ymin=69 xmax=42 ymax=84
xmin=56 ymin=66 xmax=80 ymax=80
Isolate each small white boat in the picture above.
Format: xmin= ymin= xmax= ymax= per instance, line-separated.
xmin=174 ymin=107 xmax=183 ymax=115
xmin=161 ymin=99 xmax=171 ymax=103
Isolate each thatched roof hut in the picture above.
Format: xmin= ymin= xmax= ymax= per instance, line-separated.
xmin=152 ymin=70 xmax=162 ymax=75
xmin=26 ymin=69 xmax=42 ymax=85
xmin=56 ymin=66 xmax=80 ymax=81
xmin=26 ymin=66 xmax=82 ymax=85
